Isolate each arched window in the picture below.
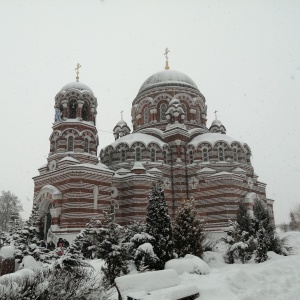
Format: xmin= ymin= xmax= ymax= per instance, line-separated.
xmin=121 ymin=149 xmax=126 ymax=162
xmin=163 ymin=150 xmax=167 ymax=164
xmin=202 ymin=148 xmax=209 ymax=162
xmin=232 ymin=147 xmax=238 ymax=162
xmin=67 ymin=136 xmax=73 ymax=151
xmin=195 ymin=108 xmax=200 ymax=124
xmin=84 ymin=138 xmax=89 ymax=153
xmin=218 ymin=147 xmax=225 ymax=161
xmin=181 ymin=103 xmax=187 ymax=120
xmin=109 ymin=152 xmax=113 ymax=164
xmin=55 ymin=139 xmax=58 ymax=153
xmin=188 ymin=150 xmax=194 ymax=164
xmin=160 ymin=103 xmax=167 ymax=121
xmin=135 ymin=148 xmax=141 ymax=161
xmin=150 ymin=148 xmax=156 ymax=162
xmin=82 ymin=102 xmax=89 ymax=121
xmin=144 ymin=108 xmax=149 ymax=125
xmin=69 ymin=99 xmax=77 ymax=118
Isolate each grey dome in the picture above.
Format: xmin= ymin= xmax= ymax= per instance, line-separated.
xmin=138 ymin=69 xmax=198 ymax=94
xmin=60 ymin=82 xmax=94 ymax=94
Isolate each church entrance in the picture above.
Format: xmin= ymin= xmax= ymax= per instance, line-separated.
xmin=40 ymin=203 xmax=52 ymax=240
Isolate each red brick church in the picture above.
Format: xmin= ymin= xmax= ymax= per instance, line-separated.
xmin=33 ymin=57 xmax=274 ymax=241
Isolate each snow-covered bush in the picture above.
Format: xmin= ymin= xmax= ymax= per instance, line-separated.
xmin=0 ymin=258 xmax=103 ymax=300
xmin=165 ymin=254 xmax=210 ymax=275
xmin=134 ymin=242 xmax=159 ymax=272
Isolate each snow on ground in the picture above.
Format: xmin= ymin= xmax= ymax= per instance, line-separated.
xmin=110 ymin=231 xmax=300 ymax=300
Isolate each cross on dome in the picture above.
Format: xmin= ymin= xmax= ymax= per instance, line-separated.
xmin=214 ymin=110 xmax=218 ymax=120
xmin=164 ymin=47 xmax=170 ymax=70
xmin=75 ymin=63 xmax=81 ymax=82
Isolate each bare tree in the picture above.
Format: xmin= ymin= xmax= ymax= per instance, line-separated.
xmin=0 ymin=191 xmax=23 ymax=231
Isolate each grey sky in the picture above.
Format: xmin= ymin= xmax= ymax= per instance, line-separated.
xmin=0 ymin=0 xmax=299 ymax=223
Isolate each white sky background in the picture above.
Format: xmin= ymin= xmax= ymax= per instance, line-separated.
xmin=0 ymin=0 xmax=299 ymax=224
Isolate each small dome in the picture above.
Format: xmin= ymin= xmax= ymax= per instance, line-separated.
xmin=116 ymin=119 xmax=127 ymax=126
xmin=211 ymin=119 xmax=223 ymax=126
xmin=138 ymin=69 xmax=198 ymax=94
xmin=60 ymin=82 xmax=94 ymax=94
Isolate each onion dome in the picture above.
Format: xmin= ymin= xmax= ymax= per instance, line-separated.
xmin=138 ymin=69 xmax=199 ymax=94
xmin=113 ymin=119 xmax=131 ymax=140
xmin=60 ymin=81 xmax=94 ymax=94
xmin=209 ymin=119 xmax=226 ymax=134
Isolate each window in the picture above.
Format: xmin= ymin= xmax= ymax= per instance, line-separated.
xmin=69 ymin=99 xmax=77 ymax=118
xmin=135 ymin=148 xmax=141 ymax=161
xmin=82 ymin=102 xmax=89 ymax=121
xmin=109 ymin=152 xmax=113 ymax=164
xmin=188 ymin=150 xmax=194 ymax=164
xmin=233 ymin=148 xmax=238 ymax=161
xmin=55 ymin=139 xmax=58 ymax=153
xmin=144 ymin=108 xmax=149 ymax=125
xmin=163 ymin=150 xmax=167 ymax=164
xmin=218 ymin=147 xmax=225 ymax=161
xmin=160 ymin=103 xmax=167 ymax=121
xmin=150 ymin=148 xmax=156 ymax=162
xmin=195 ymin=108 xmax=200 ymax=124
xmin=121 ymin=149 xmax=126 ymax=162
xmin=182 ymin=103 xmax=187 ymax=120
xmin=67 ymin=136 xmax=73 ymax=151
xmin=202 ymin=148 xmax=209 ymax=162
xmin=84 ymin=138 xmax=89 ymax=153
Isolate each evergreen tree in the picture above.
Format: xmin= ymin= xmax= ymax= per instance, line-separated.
xmin=254 ymin=224 xmax=269 ymax=263
xmin=95 ymin=217 xmax=129 ymax=288
xmin=146 ymin=182 xmax=173 ymax=269
xmin=223 ymin=220 xmax=254 ymax=264
xmin=65 ymin=218 xmax=101 ymax=260
xmin=173 ymin=198 xmax=205 ymax=258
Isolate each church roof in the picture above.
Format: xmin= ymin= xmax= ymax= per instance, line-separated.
xmin=189 ymin=132 xmax=245 ymax=147
xmin=60 ymin=81 xmax=94 ymax=94
xmin=138 ymin=69 xmax=199 ymax=94
xmin=108 ymin=132 xmax=166 ymax=149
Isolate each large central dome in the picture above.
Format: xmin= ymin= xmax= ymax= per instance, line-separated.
xmin=138 ymin=69 xmax=199 ymax=94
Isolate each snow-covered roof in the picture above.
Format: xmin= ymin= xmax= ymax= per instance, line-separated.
xmin=60 ymin=81 xmax=94 ymax=94
xmin=116 ymin=168 xmax=131 ymax=175
xmin=107 ymin=132 xmax=166 ymax=149
xmin=131 ymin=162 xmax=146 ymax=171
xmin=232 ymin=167 xmax=246 ymax=174
xmin=188 ymin=133 xmax=245 ymax=147
xmin=116 ymin=119 xmax=127 ymax=126
xmin=138 ymin=69 xmax=199 ymax=94
xmin=59 ymin=156 xmax=80 ymax=163
xmin=211 ymin=119 xmax=224 ymax=127
xmin=196 ymin=167 xmax=217 ymax=174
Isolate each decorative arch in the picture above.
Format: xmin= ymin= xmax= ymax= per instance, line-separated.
xmin=153 ymin=93 xmax=172 ymax=105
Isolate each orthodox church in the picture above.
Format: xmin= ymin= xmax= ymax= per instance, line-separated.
xmin=33 ymin=55 xmax=274 ymax=241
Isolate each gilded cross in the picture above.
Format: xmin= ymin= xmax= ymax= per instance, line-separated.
xmin=164 ymin=47 xmax=170 ymax=70
xmin=75 ymin=63 xmax=81 ymax=82
xmin=214 ymin=110 xmax=218 ymax=120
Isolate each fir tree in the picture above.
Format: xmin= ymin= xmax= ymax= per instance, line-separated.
xmin=173 ymin=198 xmax=205 ymax=258
xmin=146 ymin=182 xmax=173 ymax=270
xmin=95 ymin=217 xmax=129 ymax=288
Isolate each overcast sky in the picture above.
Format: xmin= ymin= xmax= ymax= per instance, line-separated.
xmin=0 ymin=0 xmax=299 ymax=224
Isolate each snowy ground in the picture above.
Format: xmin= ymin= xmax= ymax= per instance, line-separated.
xmin=1 ymin=232 xmax=300 ymax=300
xmin=107 ymin=231 xmax=300 ymax=300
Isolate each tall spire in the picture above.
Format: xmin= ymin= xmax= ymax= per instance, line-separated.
xmin=75 ymin=63 xmax=81 ymax=82
xmin=164 ymin=47 xmax=170 ymax=70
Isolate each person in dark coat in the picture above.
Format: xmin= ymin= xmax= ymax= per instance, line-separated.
xmin=47 ymin=240 xmax=55 ymax=251
xmin=57 ymin=238 xmax=63 ymax=248
xmin=63 ymin=239 xmax=70 ymax=248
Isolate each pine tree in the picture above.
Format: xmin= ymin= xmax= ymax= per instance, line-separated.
xmin=223 ymin=201 xmax=254 ymax=264
xmin=146 ymin=182 xmax=173 ymax=270
xmin=254 ymin=224 xmax=269 ymax=263
xmin=95 ymin=218 xmax=129 ymax=288
xmin=173 ymin=198 xmax=205 ymax=258
xmin=65 ymin=218 xmax=100 ymax=260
